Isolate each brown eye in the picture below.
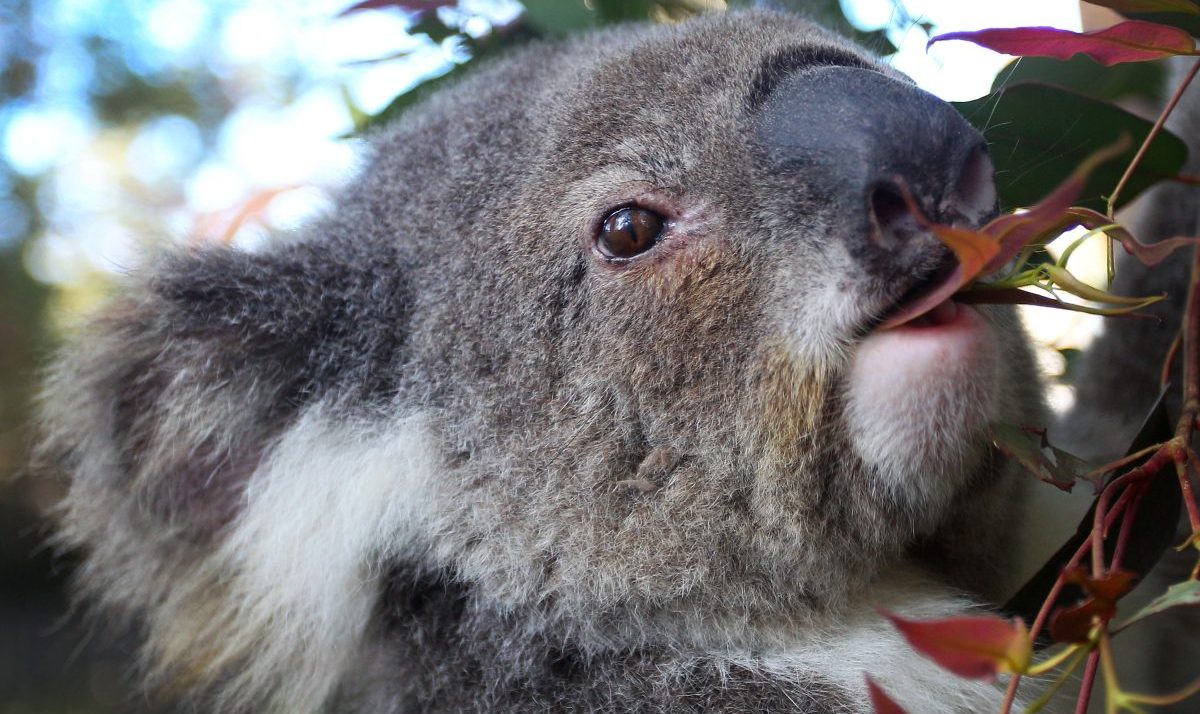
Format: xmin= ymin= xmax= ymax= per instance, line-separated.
xmin=596 ymin=207 xmax=664 ymax=259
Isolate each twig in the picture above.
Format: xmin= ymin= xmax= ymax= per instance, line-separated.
xmin=1172 ymin=244 xmax=1200 ymax=533
xmin=1162 ymin=329 xmax=1183 ymax=390
xmin=1107 ymin=57 xmax=1200 ymax=217
xmin=1075 ymin=650 xmax=1100 ymax=714
xmin=1082 ymin=444 xmax=1164 ymax=484
xmin=1110 ymin=481 xmax=1148 ymax=571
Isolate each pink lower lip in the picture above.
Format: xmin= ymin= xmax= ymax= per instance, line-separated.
xmin=889 ymin=299 xmax=967 ymax=331
xmin=854 ymin=302 xmax=992 ymax=393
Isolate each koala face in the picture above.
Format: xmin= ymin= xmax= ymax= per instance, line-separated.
xmin=343 ymin=10 xmax=1042 ymax=614
xmin=42 ymin=8 xmax=1046 ymax=712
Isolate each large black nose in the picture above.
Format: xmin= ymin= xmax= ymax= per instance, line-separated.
xmin=756 ymin=65 xmax=995 ymax=279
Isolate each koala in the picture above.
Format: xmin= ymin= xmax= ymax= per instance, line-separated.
xmin=41 ymin=8 xmax=1090 ymax=713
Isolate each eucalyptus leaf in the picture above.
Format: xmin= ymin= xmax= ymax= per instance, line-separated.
xmin=1116 ymin=580 xmax=1200 ymax=631
xmin=953 ymin=83 xmax=1187 ymax=211
xmin=1084 ymin=0 xmax=1200 ymax=14
xmin=990 ymin=423 xmax=1093 ymax=491
xmin=992 ymin=55 xmax=1167 ymax=103
xmin=521 ymin=0 xmax=601 ymax=34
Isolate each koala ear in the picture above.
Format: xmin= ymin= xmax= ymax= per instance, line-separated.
xmin=39 ymin=237 xmax=413 ymax=710
xmin=46 ymin=239 xmax=410 ymax=535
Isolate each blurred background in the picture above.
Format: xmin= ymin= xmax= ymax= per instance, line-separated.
xmin=0 ymin=0 xmax=1105 ymax=711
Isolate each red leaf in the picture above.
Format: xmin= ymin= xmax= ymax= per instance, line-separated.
xmin=884 ymin=612 xmax=1032 ymax=680
xmin=866 ymin=676 xmax=911 ymax=714
xmin=1066 ymin=206 xmax=1200 ymax=267
xmin=980 ymin=136 xmax=1130 ymax=274
xmin=1070 ymin=568 xmax=1137 ymax=602
xmin=879 ymin=139 xmax=1130 ymax=329
xmin=877 ymin=191 xmax=998 ymax=329
xmin=339 ymin=0 xmax=455 ymax=17
xmin=1049 ymin=569 xmax=1137 ymax=642
xmin=929 ymin=21 xmax=1197 ymax=66
xmin=1049 ymin=597 xmax=1108 ymax=643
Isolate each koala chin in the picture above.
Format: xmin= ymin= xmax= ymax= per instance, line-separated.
xmin=848 ymin=305 xmax=1003 ymax=529
xmin=41 ymin=8 xmax=1066 ymax=714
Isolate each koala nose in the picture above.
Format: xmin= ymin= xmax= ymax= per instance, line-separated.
xmin=755 ymin=65 xmax=996 ymax=279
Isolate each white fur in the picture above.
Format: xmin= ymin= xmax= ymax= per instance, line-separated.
xmin=746 ymin=570 xmax=1047 ymax=713
xmin=216 ymin=406 xmax=440 ymax=712
xmin=846 ymin=308 xmax=1000 ymax=528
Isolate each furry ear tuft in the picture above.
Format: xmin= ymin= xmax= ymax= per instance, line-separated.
xmin=38 ymin=239 xmax=417 ymax=710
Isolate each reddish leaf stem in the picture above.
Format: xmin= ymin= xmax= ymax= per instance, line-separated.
xmin=1092 ymin=449 xmax=1174 ymax=575
xmin=1110 ymin=481 xmax=1149 ymax=571
xmin=1108 ymin=57 xmax=1200 ymax=216
xmin=1162 ymin=328 xmax=1183 ymax=389
xmin=1173 ymin=241 xmax=1200 ymax=534
xmin=1075 ymin=650 xmax=1100 ymax=714
xmin=1082 ymin=443 xmax=1165 ymax=484
xmin=1001 ymin=450 xmax=1171 ymax=714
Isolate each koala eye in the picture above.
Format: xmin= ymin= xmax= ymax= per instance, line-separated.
xmin=596 ymin=207 xmax=665 ymax=260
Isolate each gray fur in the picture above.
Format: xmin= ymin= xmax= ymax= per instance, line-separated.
xmin=38 ymin=10 xmax=1053 ymax=713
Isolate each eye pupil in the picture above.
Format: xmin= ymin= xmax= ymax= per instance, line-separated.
xmin=597 ymin=207 xmax=664 ymax=259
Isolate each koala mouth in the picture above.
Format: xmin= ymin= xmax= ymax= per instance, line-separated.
xmin=873 ymin=256 xmax=961 ymax=331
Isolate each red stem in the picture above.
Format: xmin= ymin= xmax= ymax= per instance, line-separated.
xmin=1110 ymin=481 xmax=1148 ymax=571
xmin=1108 ymin=57 xmax=1200 ymax=217
xmin=1075 ymin=650 xmax=1101 ymax=714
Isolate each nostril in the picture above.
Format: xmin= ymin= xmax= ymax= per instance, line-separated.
xmin=868 ymin=182 xmax=923 ymax=249
xmin=947 ymin=145 xmax=997 ymax=225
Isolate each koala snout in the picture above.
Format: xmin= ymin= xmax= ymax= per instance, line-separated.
xmin=756 ymin=65 xmax=996 ymax=283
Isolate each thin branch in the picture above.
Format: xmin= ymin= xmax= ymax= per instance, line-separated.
xmin=1075 ymin=650 xmax=1100 ymax=714
xmin=1107 ymin=57 xmax=1200 ymax=217
xmin=1162 ymin=328 xmax=1183 ymax=390
xmin=1110 ymin=481 xmax=1148 ymax=571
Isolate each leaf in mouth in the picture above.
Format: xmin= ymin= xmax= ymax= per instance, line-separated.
xmin=881 ymin=137 xmax=1190 ymax=328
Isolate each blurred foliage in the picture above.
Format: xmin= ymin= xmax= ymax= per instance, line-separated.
xmin=354 ymin=0 xmax=898 ymax=132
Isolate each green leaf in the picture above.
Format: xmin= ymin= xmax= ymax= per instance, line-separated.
xmin=1089 ymin=0 xmax=1200 ymax=34
xmin=1115 ymin=580 xmax=1200 ymax=631
xmin=992 ymin=55 xmax=1167 ymax=103
xmin=990 ymin=424 xmax=1094 ymax=491
xmin=354 ymin=64 xmax=464 ymax=133
xmin=952 ymin=83 xmax=1188 ymax=211
xmin=1084 ymin=0 xmax=1200 ymax=13
xmin=408 ymin=14 xmax=458 ymax=43
xmin=591 ymin=0 xmax=657 ymax=23
xmin=520 ymin=0 xmax=601 ymax=34
xmin=769 ymin=0 xmax=898 ymax=54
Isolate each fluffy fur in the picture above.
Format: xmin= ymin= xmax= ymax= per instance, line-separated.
xmin=39 ymin=9 xmax=1068 ymax=713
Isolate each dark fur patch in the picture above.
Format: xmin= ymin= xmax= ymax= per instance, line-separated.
xmin=366 ymin=562 xmax=853 ymax=713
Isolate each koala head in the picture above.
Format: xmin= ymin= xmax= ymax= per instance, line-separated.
xmin=41 ymin=8 xmax=1045 ymax=711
